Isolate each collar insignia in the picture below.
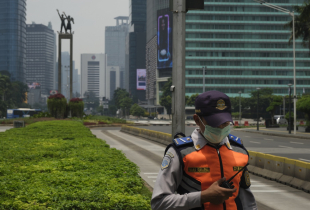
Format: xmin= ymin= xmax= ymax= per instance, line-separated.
xmin=195 ymin=109 xmax=201 ymax=113
xmin=216 ymin=99 xmax=227 ymax=110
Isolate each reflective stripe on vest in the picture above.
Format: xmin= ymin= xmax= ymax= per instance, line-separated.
xmin=177 ymin=144 xmax=249 ymax=210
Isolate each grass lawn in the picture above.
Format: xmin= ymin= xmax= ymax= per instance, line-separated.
xmin=0 ymin=121 xmax=151 ymax=210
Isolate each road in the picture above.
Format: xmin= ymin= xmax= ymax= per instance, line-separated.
xmin=139 ymin=125 xmax=310 ymax=162
xmin=91 ymin=127 xmax=310 ymax=210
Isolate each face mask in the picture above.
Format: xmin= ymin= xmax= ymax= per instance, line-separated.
xmin=199 ymin=117 xmax=231 ymax=144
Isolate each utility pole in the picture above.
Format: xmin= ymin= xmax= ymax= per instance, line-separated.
xmin=170 ymin=0 xmax=204 ymax=136
xmin=203 ymin=66 xmax=206 ymax=92
xmin=171 ymin=0 xmax=186 ymax=136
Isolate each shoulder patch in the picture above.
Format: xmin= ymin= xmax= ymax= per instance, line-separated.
xmin=172 ymin=136 xmax=193 ymax=147
xmin=161 ymin=156 xmax=171 ymax=170
xmin=228 ymin=134 xmax=243 ymax=145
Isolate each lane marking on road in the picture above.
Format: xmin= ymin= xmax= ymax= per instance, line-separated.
xmin=250 ymin=185 xmax=272 ymax=187
xmin=264 ymin=138 xmax=274 ymax=141
xmin=279 ymin=145 xmax=293 ymax=148
xmin=144 ymin=173 xmax=159 ymax=175
xmin=249 ymin=141 xmax=261 ymax=144
xmin=299 ymin=158 xmax=310 ymax=162
xmin=245 ymin=136 xmax=251 ymax=137
xmin=251 ymin=190 xmax=297 ymax=193
xmin=290 ymin=141 xmax=304 ymax=144
xmin=147 ymin=176 xmax=158 ymax=179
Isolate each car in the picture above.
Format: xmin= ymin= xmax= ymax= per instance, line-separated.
xmin=274 ymin=115 xmax=287 ymax=124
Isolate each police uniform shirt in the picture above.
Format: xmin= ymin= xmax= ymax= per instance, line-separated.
xmin=151 ymin=129 xmax=258 ymax=210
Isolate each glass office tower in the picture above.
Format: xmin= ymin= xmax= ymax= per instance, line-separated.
xmin=185 ymin=0 xmax=310 ymax=97
xmin=0 ymin=0 xmax=27 ymax=82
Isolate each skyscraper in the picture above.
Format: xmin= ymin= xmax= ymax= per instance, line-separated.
xmin=105 ymin=16 xmax=129 ymax=89
xmin=26 ymin=23 xmax=55 ymax=95
xmin=59 ymin=52 xmax=75 ymax=99
xmin=185 ymin=0 xmax=310 ymax=97
xmin=125 ymin=0 xmax=147 ymax=102
xmin=0 ymin=0 xmax=27 ymax=82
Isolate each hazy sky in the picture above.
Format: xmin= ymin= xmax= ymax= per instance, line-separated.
xmin=27 ymin=0 xmax=129 ymax=74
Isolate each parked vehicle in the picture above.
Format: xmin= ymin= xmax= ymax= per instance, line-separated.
xmin=274 ymin=115 xmax=287 ymax=124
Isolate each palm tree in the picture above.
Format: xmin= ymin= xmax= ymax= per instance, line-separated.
xmin=285 ymin=1 xmax=310 ymax=54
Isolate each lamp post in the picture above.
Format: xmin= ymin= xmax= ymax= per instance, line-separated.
xmin=238 ymin=91 xmax=242 ymax=120
xmin=288 ymin=84 xmax=292 ymax=134
xmin=202 ymin=66 xmax=206 ymax=92
xmin=257 ymin=88 xmax=260 ymax=131
xmin=253 ymin=0 xmax=296 ymax=134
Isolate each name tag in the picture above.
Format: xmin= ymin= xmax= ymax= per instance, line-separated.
xmin=188 ymin=167 xmax=210 ymax=173
xmin=233 ymin=166 xmax=243 ymax=171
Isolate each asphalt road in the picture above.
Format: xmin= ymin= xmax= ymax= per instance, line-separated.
xmin=127 ymin=125 xmax=310 ymax=162
xmin=92 ymin=128 xmax=310 ymax=210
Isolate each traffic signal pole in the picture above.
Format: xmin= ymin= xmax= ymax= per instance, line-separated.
xmin=171 ymin=0 xmax=186 ymax=136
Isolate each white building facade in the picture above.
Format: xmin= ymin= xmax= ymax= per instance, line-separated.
xmin=81 ymin=54 xmax=107 ymax=99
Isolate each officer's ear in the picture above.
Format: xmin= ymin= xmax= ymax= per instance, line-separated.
xmin=193 ymin=114 xmax=202 ymax=127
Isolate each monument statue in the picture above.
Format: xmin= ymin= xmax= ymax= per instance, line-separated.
xmin=63 ymin=12 xmax=74 ymax=34
xmin=57 ymin=9 xmax=66 ymax=33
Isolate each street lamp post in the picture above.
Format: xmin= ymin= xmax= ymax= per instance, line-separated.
xmin=253 ymin=0 xmax=296 ymax=135
xmin=239 ymin=91 xmax=242 ymax=120
xmin=288 ymin=84 xmax=292 ymax=134
xmin=202 ymin=66 xmax=206 ymax=92
xmin=257 ymin=88 xmax=260 ymax=131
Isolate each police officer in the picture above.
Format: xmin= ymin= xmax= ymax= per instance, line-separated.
xmin=151 ymin=91 xmax=257 ymax=210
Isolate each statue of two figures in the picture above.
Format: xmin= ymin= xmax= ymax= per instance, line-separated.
xmin=57 ymin=9 xmax=74 ymax=34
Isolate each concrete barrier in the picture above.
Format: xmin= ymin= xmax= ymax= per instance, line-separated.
xmin=120 ymin=126 xmax=310 ymax=193
xmin=261 ymin=155 xmax=285 ymax=181
xmin=279 ymin=158 xmax=295 ymax=185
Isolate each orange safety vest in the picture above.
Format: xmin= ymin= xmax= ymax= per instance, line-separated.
xmin=166 ymin=134 xmax=249 ymax=210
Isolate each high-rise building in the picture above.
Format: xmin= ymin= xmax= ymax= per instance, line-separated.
xmin=26 ymin=23 xmax=55 ymax=95
xmin=146 ymin=0 xmax=170 ymax=106
xmin=81 ymin=54 xmax=106 ymax=99
xmin=185 ymin=0 xmax=310 ymax=97
xmin=125 ymin=0 xmax=147 ymax=102
xmin=0 ymin=0 xmax=27 ymax=82
xmin=105 ymin=16 xmax=129 ymax=89
xmin=59 ymin=52 xmax=76 ymax=99
xmin=48 ymin=22 xmax=57 ymax=90
xmin=73 ymin=68 xmax=81 ymax=97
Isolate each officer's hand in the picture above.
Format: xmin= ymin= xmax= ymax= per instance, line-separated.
xmin=201 ymin=177 xmax=237 ymax=205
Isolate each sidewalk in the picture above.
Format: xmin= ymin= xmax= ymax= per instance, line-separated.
xmin=236 ymin=126 xmax=310 ymax=140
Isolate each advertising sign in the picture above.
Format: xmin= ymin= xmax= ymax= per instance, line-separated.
xmin=157 ymin=9 xmax=173 ymax=69
xmin=137 ymin=69 xmax=146 ymax=90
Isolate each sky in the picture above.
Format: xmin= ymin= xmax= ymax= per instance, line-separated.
xmin=27 ymin=0 xmax=129 ymax=74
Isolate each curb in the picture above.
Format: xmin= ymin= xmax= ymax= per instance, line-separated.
xmin=235 ymin=129 xmax=310 ymax=140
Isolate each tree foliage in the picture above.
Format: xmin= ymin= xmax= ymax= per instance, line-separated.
xmin=297 ymin=95 xmax=310 ymax=124
xmin=186 ymin=93 xmax=199 ymax=106
xmin=159 ymin=78 xmax=172 ymax=117
xmin=130 ymin=104 xmax=145 ymax=117
xmin=266 ymin=95 xmax=283 ymax=124
xmin=0 ymin=73 xmax=29 ymax=117
xmin=285 ymin=1 xmax=310 ymax=54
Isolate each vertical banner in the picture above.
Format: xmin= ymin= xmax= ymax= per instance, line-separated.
xmin=137 ymin=69 xmax=146 ymax=90
xmin=157 ymin=9 xmax=173 ymax=69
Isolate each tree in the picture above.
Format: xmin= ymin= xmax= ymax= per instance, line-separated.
xmin=130 ymin=103 xmax=145 ymax=118
xmin=159 ymin=78 xmax=172 ymax=118
xmin=0 ymin=74 xmax=11 ymax=102
xmin=113 ymin=88 xmax=130 ymax=109
xmin=186 ymin=93 xmax=199 ymax=106
xmin=297 ymin=95 xmax=310 ymax=130
xmin=285 ymin=1 xmax=310 ymax=54
xmin=83 ymin=91 xmax=99 ymax=111
xmin=120 ymin=97 xmax=133 ymax=117
xmin=266 ymin=95 xmax=283 ymax=125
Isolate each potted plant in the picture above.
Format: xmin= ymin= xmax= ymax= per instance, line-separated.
xmin=69 ymin=98 xmax=84 ymax=118
xmin=47 ymin=93 xmax=67 ymax=119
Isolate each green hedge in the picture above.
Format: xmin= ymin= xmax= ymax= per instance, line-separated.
xmin=0 ymin=121 xmax=151 ymax=209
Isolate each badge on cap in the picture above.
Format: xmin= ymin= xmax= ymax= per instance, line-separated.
xmin=216 ymin=99 xmax=227 ymax=110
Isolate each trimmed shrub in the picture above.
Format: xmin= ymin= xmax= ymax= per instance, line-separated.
xmin=0 ymin=121 xmax=152 ymax=209
xmin=47 ymin=93 xmax=67 ymax=119
xmin=69 ymin=98 xmax=84 ymax=118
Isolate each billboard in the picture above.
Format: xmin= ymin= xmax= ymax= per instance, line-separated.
xmin=157 ymin=9 xmax=173 ymax=69
xmin=137 ymin=69 xmax=146 ymax=90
